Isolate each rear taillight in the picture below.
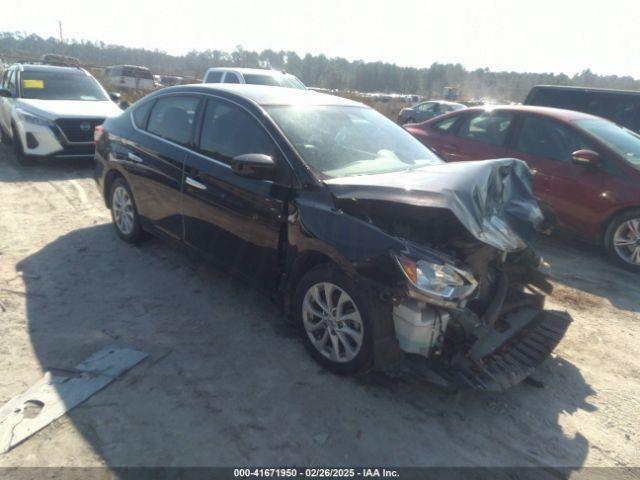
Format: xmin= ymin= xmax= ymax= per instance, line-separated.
xmin=94 ymin=125 xmax=104 ymax=144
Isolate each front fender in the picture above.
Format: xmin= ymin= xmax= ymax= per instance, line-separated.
xmin=287 ymin=190 xmax=409 ymax=294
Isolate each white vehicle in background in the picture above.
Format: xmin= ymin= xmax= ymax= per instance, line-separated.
xmin=0 ymin=64 xmax=122 ymax=165
xmin=105 ymin=65 xmax=155 ymax=91
xmin=202 ymin=67 xmax=306 ymax=89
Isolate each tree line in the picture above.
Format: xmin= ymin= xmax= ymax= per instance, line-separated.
xmin=2 ymin=31 xmax=639 ymax=102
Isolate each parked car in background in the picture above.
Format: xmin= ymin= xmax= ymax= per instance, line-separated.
xmin=106 ymin=65 xmax=155 ymax=91
xmin=158 ymin=75 xmax=184 ymax=87
xmin=525 ymin=85 xmax=640 ymax=133
xmin=202 ymin=68 xmax=306 ymax=89
xmin=0 ymin=64 xmax=122 ymax=165
xmin=397 ymin=100 xmax=466 ymax=125
xmin=94 ymin=84 xmax=571 ymax=391
xmin=405 ymin=105 xmax=640 ymax=270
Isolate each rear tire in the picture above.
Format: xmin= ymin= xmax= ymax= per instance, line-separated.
xmin=605 ymin=209 xmax=640 ymax=272
xmin=293 ymin=265 xmax=374 ymax=375
xmin=109 ymin=177 xmax=144 ymax=243
xmin=12 ymin=126 xmax=34 ymax=166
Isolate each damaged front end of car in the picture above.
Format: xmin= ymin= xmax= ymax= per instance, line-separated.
xmin=326 ymin=158 xmax=572 ymax=392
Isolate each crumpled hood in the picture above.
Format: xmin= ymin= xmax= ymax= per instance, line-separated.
xmin=325 ymin=158 xmax=544 ymax=252
xmin=16 ymin=99 xmax=122 ymax=120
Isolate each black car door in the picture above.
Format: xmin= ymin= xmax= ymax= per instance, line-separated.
xmin=122 ymin=94 xmax=202 ymax=239
xmin=182 ymin=97 xmax=291 ymax=286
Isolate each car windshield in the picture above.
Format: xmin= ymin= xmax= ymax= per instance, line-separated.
xmin=20 ymin=71 xmax=108 ymax=101
xmin=243 ymin=73 xmax=306 ymax=89
xmin=575 ymin=118 xmax=640 ymax=167
xmin=267 ymin=105 xmax=443 ymax=178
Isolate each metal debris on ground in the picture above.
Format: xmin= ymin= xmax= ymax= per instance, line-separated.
xmin=0 ymin=346 xmax=148 ymax=454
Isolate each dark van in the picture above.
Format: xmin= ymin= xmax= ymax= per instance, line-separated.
xmin=524 ymin=85 xmax=640 ymax=133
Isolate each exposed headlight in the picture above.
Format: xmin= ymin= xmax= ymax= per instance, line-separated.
xmin=16 ymin=109 xmax=53 ymax=127
xmin=395 ymin=255 xmax=477 ymax=301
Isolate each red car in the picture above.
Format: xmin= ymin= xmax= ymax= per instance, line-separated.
xmin=405 ymin=105 xmax=640 ymax=270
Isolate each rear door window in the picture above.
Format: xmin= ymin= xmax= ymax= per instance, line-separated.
xmin=132 ymin=100 xmax=154 ymax=129
xmin=223 ymin=73 xmax=240 ymax=84
xmin=457 ymin=111 xmax=514 ymax=146
xmin=242 ymin=74 xmax=281 ymax=86
xmin=205 ymin=71 xmax=223 ymax=83
xmin=146 ymin=95 xmax=200 ymax=146
xmin=417 ymin=102 xmax=438 ymax=113
xmin=198 ymin=99 xmax=275 ymax=165
xmin=432 ymin=116 xmax=458 ymax=133
xmin=588 ymin=94 xmax=640 ymax=133
xmin=515 ymin=115 xmax=591 ymax=161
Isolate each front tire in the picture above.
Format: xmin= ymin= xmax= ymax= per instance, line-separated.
xmin=0 ymin=125 xmax=12 ymax=145
xmin=12 ymin=126 xmax=34 ymax=166
xmin=109 ymin=177 xmax=144 ymax=243
xmin=605 ymin=209 xmax=640 ymax=272
xmin=293 ymin=265 xmax=374 ymax=374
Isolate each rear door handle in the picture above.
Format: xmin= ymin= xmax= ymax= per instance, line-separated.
xmin=127 ymin=152 xmax=143 ymax=163
xmin=186 ymin=176 xmax=207 ymax=190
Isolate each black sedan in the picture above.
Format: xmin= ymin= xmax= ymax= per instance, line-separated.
xmin=94 ymin=84 xmax=570 ymax=391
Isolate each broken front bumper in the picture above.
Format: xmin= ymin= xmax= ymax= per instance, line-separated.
xmin=449 ymin=307 xmax=572 ymax=391
xmin=392 ymin=270 xmax=572 ymax=392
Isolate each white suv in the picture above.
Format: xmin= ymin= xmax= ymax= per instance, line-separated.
xmin=0 ymin=64 xmax=122 ymax=165
xmin=202 ymin=67 xmax=306 ymax=89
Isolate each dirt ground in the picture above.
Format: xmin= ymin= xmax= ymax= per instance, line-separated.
xmin=0 ymin=142 xmax=639 ymax=470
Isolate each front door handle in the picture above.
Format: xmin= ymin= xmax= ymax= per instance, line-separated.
xmin=127 ymin=152 xmax=143 ymax=163
xmin=186 ymin=176 xmax=207 ymax=190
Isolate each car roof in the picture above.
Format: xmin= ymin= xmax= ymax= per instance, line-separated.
xmin=422 ymin=100 xmax=465 ymax=106
xmin=462 ymin=104 xmax=599 ymax=121
xmin=531 ymin=84 xmax=640 ymax=96
xmin=108 ymin=65 xmax=151 ymax=70
xmin=205 ymin=67 xmax=293 ymax=76
xmin=18 ymin=64 xmax=89 ymax=75
xmin=163 ymin=84 xmax=363 ymax=107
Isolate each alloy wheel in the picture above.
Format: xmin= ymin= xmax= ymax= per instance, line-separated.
xmin=112 ymin=185 xmax=135 ymax=236
xmin=613 ymin=218 xmax=640 ymax=266
xmin=302 ymin=282 xmax=364 ymax=363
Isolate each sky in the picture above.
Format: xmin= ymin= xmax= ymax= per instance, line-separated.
xmin=2 ymin=0 xmax=639 ymax=78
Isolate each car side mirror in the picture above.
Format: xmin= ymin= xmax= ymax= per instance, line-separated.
xmin=0 ymin=88 xmax=13 ymax=98
xmin=109 ymin=91 xmax=121 ymax=102
xmin=231 ymin=153 xmax=276 ymax=180
xmin=572 ymin=149 xmax=600 ymax=167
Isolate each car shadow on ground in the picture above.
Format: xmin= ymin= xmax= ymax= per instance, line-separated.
xmin=535 ymin=234 xmax=640 ymax=314
xmin=8 ymin=223 xmax=595 ymax=468
xmin=0 ymin=143 xmax=94 ymax=183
